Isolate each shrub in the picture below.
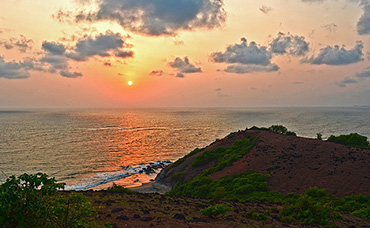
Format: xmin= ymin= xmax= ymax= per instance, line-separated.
xmin=46 ymin=193 xmax=99 ymax=228
xmin=317 ymin=133 xmax=322 ymax=140
xmin=327 ymin=133 xmax=369 ymax=148
xmin=106 ymin=182 xmax=134 ymax=193
xmin=280 ymin=188 xmax=340 ymax=226
xmin=0 ymin=173 xmax=99 ymax=228
xmin=201 ymin=204 xmax=230 ymax=217
xmin=0 ymin=173 xmax=65 ymax=227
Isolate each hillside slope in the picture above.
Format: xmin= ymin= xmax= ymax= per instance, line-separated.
xmin=158 ymin=129 xmax=370 ymax=197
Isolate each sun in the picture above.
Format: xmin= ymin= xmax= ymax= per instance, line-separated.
xmin=128 ymin=81 xmax=133 ymax=86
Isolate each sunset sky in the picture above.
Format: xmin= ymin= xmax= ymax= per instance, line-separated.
xmin=0 ymin=0 xmax=369 ymax=108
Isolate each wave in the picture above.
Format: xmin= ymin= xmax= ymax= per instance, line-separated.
xmin=64 ymin=160 xmax=172 ymax=191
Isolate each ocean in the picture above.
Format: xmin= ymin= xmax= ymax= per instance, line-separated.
xmin=0 ymin=107 xmax=369 ymax=190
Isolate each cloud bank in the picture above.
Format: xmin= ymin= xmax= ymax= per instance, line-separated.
xmin=62 ymin=0 xmax=226 ymax=36
xmin=210 ymin=34 xmax=308 ymax=74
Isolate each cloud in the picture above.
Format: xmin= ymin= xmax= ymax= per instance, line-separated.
xmin=215 ymin=88 xmax=228 ymax=97
xmin=66 ymin=0 xmax=226 ymax=36
xmin=305 ymin=41 xmax=364 ymax=65
xmin=357 ymin=1 xmax=370 ymax=35
xmin=259 ymin=5 xmax=273 ymax=14
xmin=210 ymin=36 xmax=287 ymax=74
xmin=42 ymin=41 xmax=66 ymax=55
xmin=60 ymin=70 xmax=83 ymax=78
xmin=210 ymin=38 xmax=272 ymax=66
xmin=270 ymin=32 xmax=310 ymax=56
xmin=66 ymin=32 xmax=133 ymax=61
xmin=149 ymin=70 xmax=164 ymax=76
xmin=338 ymin=77 xmax=358 ymax=87
xmin=355 ymin=66 xmax=370 ymax=78
xmin=0 ymin=56 xmax=31 ymax=79
xmin=169 ymin=57 xmax=201 ymax=77
xmin=0 ymin=35 xmax=33 ymax=52
xmin=322 ymin=23 xmax=338 ymax=33
xmin=176 ymin=72 xmax=185 ymax=78
xmin=224 ymin=64 xmax=279 ymax=74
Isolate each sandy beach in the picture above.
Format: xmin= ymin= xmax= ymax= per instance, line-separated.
xmin=128 ymin=180 xmax=172 ymax=194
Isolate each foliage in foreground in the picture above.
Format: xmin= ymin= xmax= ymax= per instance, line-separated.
xmin=0 ymin=173 xmax=98 ymax=228
xmin=327 ymin=133 xmax=370 ymax=148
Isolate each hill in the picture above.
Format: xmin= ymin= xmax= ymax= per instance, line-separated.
xmin=158 ymin=128 xmax=370 ymax=197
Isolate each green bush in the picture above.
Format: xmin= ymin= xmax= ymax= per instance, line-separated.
xmin=327 ymin=133 xmax=369 ymax=148
xmin=192 ymin=135 xmax=257 ymax=170
xmin=280 ymin=188 xmax=340 ymax=226
xmin=269 ymin=125 xmax=297 ymax=136
xmin=0 ymin=173 xmax=98 ymax=228
xmin=245 ymin=210 xmax=267 ymax=221
xmin=0 ymin=173 xmax=65 ymax=227
xmin=46 ymin=193 xmax=99 ymax=228
xmin=201 ymin=204 xmax=230 ymax=217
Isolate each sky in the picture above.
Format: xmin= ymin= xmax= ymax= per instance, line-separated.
xmin=0 ymin=0 xmax=369 ymax=108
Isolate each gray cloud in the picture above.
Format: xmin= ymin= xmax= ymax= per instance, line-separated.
xmin=42 ymin=41 xmax=66 ymax=55
xmin=66 ymin=0 xmax=226 ymax=36
xmin=338 ymin=77 xmax=358 ymax=87
xmin=169 ymin=57 xmax=202 ymax=77
xmin=355 ymin=66 xmax=370 ymax=78
xmin=0 ymin=56 xmax=31 ymax=79
xmin=41 ymin=41 xmax=69 ymax=72
xmin=270 ymin=32 xmax=310 ymax=56
xmin=150 ymin=70 xmax=164 ymax=76
xmin=210 ymin=38 xmax=272 ymax=66
xmin=176 ymin=72 xmax=185 ymax=78
xmin=60 ymin=70 xmax=83 ymax=78
xmin=66 ymin=32 xmax=132 ymax=61
xmin=224 ymin=64 xmax=279 ymax=74
xmin=305 ymin=41 xmax=364 ymax=65
xmin=357 ymin=1 xmax=370 ymax=35
xmin=260 ymin=5 xmax=273 ymax=14
xmin=0 ymin=35 xmax=33 ymax=52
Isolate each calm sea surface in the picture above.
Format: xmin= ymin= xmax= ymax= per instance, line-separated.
xmin=0 ymin=107 xmax=369 ymax=190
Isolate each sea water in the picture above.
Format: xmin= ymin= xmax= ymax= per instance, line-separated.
xmin=0 ymin=107 xmax=369 ymax=190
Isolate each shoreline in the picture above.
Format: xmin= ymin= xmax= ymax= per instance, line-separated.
xmin=127 ymin=180 xmax=172 ymax=194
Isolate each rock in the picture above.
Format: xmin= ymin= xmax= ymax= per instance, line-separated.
xmin=116 ymin=215 xmax=129 ymax=220
xmin=141 ymin=217 xmax=154 ymax=222
xmin=173 ymin=213 xmax=186 ymax=220
xmin=111 ymin=208 xmax=124 ymax=213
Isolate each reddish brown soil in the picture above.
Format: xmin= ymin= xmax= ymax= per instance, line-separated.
xmin=161 ymin=129 xmax=370 ymax=197
xmin=210 ymin=130 xmax=370 ymax=197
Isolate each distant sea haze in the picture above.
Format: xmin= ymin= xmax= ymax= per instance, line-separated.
xmin=0 ymin=107 xmax=369 ymax=190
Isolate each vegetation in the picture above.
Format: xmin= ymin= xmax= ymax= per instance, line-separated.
xmin=317 ymin=133 xmax=322 ymax=140
xmin=106 ymin=182 xmax=134 ymax=193
xmin=168 ymin=127 xmax=370 ymax=226
xmin=327 ymin=133 xmax=369 ymax=148
xmin=168 ymin=147 xmax=204 ymax=170
xmin=280 ymin=188 xmax=340 ymax=226
xmin=192 ymin=135 xmax=257 ymax=174
xmin=250 ymin=125 xmax=297 ymax=136
xmin=0 ymin=173 xmax=98 ymax=228
xmin=201 ymin=204 xmax=230 ymax=217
